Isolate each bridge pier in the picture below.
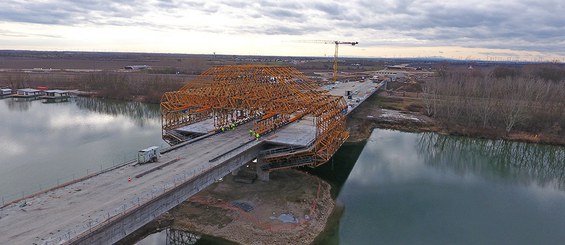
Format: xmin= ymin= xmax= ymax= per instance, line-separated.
xmin=231 ymin=166 xmax=242 ymax=176
xmin=256 ymin=159 xmax=270 ymax=182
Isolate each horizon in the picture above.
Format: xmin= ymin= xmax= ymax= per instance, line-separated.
xmin=1 ymin=49 xmax=560 ymax=64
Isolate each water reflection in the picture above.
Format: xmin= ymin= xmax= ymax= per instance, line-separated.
xmin=75 ymin=97 xmax=160 ymax=127
xmin=166 ymin=229 xmax=200 ymax=245
xmin=4 ymin=97 xmax=34 ymax=111
xmin=0 ymin=97 xmax=164 ymax=201
xmin=134 ymin=229 xmax=237 ymax=245
xmin=419 ymin=132 xmax=565 ymax=190
xmin=334 ymin=129 xmax=565 ymax=245
xmin=307 ymin=141 xmax=367 ymax=197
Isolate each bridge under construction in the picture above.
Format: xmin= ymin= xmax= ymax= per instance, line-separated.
xmin=161 ymin=65 xmax=350 ymax=174
xmin=0 ymin=65 xmax=382 ymax=244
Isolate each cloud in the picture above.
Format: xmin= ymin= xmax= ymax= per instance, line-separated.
xmin=349 ymin=0 xmax=565 ymax=55
xmin=0 ymin=0 xmax=564 ymax=57
xmin=0 ymin=29 xmax=62 ymax=38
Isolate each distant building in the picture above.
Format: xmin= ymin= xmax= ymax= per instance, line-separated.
xmin=374 ymin=70 xmax=406 ymax=81
xmin=0 ymin=88 xmax=12 ymax=95
xmin=124 ymin=65 xmax=151 ymax=70
xmin=43 ymin=90 xmax=70 ymax=98
xmin=15 ymin=88 xmax=44 ymax=97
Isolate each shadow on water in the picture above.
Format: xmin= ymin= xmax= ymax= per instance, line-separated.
xmin=419 ymin=132 xmax=565 ymax=190
xmin=307 ymin=141 xmax=367 ymax=245
xmin=306 ymin=141 xmax=368 ymax=198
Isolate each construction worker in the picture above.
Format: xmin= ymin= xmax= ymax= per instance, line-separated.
xmin=221 ymin=127 xmax=224 ymax=133
xmin=249 ymin=129 xmax=254 ymax=136
xmin=231 ymin=123 xmax=236 ymax=130
xmin=255 ymin=133 xmax=260 ymax=141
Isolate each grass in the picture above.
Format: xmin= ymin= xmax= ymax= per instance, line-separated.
xmin=370 ymin=94 xmax=424 ymax=112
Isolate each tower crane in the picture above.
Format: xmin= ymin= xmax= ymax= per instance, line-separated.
xmin=302 ymin=40 xmax=358 ymax=82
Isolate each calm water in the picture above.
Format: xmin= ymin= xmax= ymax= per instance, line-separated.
xmin=0 ymin=97 xmax=165 ymax=202
xmin=316 ymin=129 xmax=565 ymax=245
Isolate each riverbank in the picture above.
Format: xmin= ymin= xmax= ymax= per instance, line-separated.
xmin=347 ymin=92 xmax=565 ymax=146
xmin=124 ymin=169 xmax=334 ymax=245
xmin=346 ymin=92 xmax=437 ymax=142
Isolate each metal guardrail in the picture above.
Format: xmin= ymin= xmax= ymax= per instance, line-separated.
xmin=10 ymin=131 xmax=258 ymax=244
xmin=59 ymin=163 xmax=216 ymax=244
xmin=0 ymin=156 xmax=139 ymax=209
xmin=0 ymin=134 xmax=209 ymax=208
xmin=57 ymin=140 xmax=260 ymax=244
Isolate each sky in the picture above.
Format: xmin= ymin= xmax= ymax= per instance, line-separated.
xmin=1 ymin=0 xmax=564 ymax=61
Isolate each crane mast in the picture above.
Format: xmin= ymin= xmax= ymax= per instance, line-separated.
xmin=331 ymin=41 xmax=358 ymax=82
xmin=296 ymin=40 xmax=358 ymax=82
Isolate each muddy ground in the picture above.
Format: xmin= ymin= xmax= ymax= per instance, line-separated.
xmin=346 ymin=92 xmax=438 ymax=142
xmin=122 ymin=169 xmax=334 ymax=245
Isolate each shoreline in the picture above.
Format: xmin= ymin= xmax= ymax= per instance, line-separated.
xmin=346 ymin=93 xmax=565 ymax=146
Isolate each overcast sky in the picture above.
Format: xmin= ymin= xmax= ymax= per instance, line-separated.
xmin=1 ymin=0 xmax=564 ymax=61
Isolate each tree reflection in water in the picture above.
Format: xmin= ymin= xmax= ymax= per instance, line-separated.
xmin=418 ymin=132 xmax=565 ymax=190
xmin=4 ymin=97 xmax=35 ymax=112
xmin=74 ymin=97 xmax=160 ymax=128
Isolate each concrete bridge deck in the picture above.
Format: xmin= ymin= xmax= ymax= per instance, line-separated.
xmin=0 ymin=124 xmax=260 ymax=244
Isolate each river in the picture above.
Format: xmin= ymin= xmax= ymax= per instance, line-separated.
xmin=2 ymin=97 xmax=565 ymax=244
xmin=0 ymin=96 xmax=165 ymax=203
xmin=313 ymin=129 xmax=565 ymax=245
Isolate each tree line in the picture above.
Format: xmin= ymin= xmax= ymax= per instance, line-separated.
xmin=422 ymin=64 xmax=565 ymax=138
xmin=0 ymin=72 xmax=186 ymax=104
xmin=79 ymin=72 xmax=185 ymax=103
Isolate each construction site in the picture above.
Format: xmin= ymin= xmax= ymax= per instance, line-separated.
xmin=0 ymin=59 xmax=384 ymax=244
xmin=160 ymin=64 xmax=381 ymax=178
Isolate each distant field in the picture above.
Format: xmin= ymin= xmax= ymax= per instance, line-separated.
xmin=0 ymin=51 xmax=214 ymax=71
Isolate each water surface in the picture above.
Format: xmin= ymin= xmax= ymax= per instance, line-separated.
xmin=331 ymin=129 xmax=565 ymax=245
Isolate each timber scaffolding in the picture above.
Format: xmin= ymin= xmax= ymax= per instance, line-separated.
xmin=161 ymin=65 xmax=349 ymax=171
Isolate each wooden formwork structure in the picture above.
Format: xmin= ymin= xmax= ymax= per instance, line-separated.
xmin=161 ymin=65 xmax=349 ymax=168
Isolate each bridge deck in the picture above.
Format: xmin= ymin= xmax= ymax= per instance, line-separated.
xmin=176 ymin=118 xmax=216 ymax=134
xmin=264 ymin=116 xmax=316 ymax=147
xmin=0 ymin=123 xmax=259 ymax=244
